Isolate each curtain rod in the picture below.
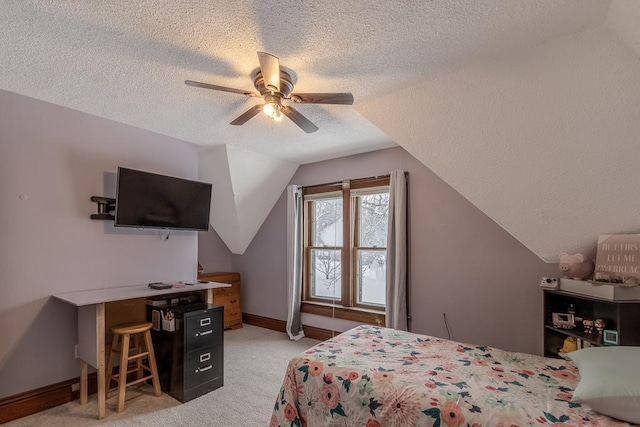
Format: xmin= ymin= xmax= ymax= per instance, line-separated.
xmin=302 ymin=172 xmax=407 ymax=190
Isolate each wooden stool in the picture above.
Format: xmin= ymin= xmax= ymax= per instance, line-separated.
xmin=105 ymin=322 xmax=162 ymax=412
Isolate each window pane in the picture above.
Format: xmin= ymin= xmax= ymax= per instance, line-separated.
xmin=311 ymin=249 xmax=341 ymax=299
xmin=313 ymin=198 xmax=343 ymax=247
xmin=357 ymin=250 xmax=386 ymax=306
xmin=358 ymin=193 xmax=389 ymax=247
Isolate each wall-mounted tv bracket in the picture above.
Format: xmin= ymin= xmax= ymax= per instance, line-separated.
xmin=90 ymin=196 xmax=115 ymax=220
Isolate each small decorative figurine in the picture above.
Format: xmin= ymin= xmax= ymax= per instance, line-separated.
xmin=559 ymin=336 xmax=578 ymax=354
xmin=559 ymin=253 xmax=595 ymax=280
xmin=583 ymin=319 xmax=594 ymax=334
xmin=594 ymin=319 xmax=605 ymax=335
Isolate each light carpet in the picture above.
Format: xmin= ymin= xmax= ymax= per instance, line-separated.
xmin=6 ymin=325 xmax=319 ymax=427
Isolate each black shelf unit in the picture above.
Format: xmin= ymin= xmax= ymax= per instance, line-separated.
xmin=543 ymin=289 xmax=640 ymax=358
xmin=149 ymin=303 xmax=224 ymax=402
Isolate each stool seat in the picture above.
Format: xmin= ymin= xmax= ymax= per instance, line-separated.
xmin=106 ymin=321 xmax=161 ymax=413
xmin=111 ymin=322 xmax=153 ymax=335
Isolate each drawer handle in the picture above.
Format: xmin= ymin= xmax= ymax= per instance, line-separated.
xmin=229 ymin=299 xmax=237 ymax=304
xmin=196 ymin=330 xmax=212 ymax=337
xmin=196 ymin=365 xmax=212 ymax=373
xmin=200 ymin=352 xmax=211 ymax=363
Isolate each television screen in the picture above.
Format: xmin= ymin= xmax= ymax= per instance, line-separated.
xmin=115 ymin=167 xmax=212 ymax=231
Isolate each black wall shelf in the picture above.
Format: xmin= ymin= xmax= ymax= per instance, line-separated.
xmin=90 ymin=196 xmax=115 ymax=220
xmin=543 ymin=289 xmax=640 ymax=358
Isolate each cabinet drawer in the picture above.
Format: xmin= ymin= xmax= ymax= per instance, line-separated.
xmin=184 ymin=344 xmax=223 ymax=390
xmin=212 ymin=287 xmax=232 ymax=299
xmin=186 ymin=310 xmax=223 ymax=349
xmin=223 ymin=294 xmax=240 ymax=308
xmin=222 ymin=296 xmax=241 ymax=326
xmin=212 ymin=283 xmax=239 ymax=298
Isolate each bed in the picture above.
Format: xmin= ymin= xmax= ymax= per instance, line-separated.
xmin=271 ymin=325 xmax=632 ymax=426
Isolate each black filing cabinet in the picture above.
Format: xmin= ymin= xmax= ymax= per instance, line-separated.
xmin=149 ymin=303 xmax=224 ymax=402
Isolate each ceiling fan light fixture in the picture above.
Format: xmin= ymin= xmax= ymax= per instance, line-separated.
xmin=186 ymin=51 xmax=354 ymax=132
xmin=263 ymin=100 xmax=284 ymax=121
xmin=263 ymin=102 xmax=276 ymax=117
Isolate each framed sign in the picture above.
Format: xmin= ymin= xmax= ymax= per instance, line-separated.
xmin=603 ymin=329 xmax=619 ymax=345
xmin=595 ymin=234 xmax=640 ymax=284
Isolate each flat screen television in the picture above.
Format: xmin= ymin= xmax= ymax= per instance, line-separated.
xmin=115 ymin=167 xmax=212 ymax=231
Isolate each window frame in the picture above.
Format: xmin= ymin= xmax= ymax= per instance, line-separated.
xmin=303 ymin=190 xmax=344 ymax=305
xmin=301 ymin=176 xmax=390 ymax=325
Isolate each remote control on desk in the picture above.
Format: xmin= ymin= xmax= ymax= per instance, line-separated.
xmin=148 ymin=282 xmax=173 ymax=290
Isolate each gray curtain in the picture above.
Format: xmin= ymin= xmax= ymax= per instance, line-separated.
xmin=286 ymin=185 xmax=305 ymax=340
xmin=385 ymin=171 xmax=408 ymax=331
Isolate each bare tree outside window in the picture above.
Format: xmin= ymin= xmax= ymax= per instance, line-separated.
xmin=356 ymin=193 xmax=388 ymax=306
xmin=312 ymin=249 xmax=341 ymax=297
xmin=311 ymin=197 xmax=342 ymax=299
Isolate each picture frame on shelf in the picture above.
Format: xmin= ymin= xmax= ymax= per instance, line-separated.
xmin=552 ymin=313 xmax=575 ymax=329
xmin=603 ymin=329 xmax=619 ymax=345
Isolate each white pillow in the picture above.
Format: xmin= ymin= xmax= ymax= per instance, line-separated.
xmin=568 ymin=346 xmax=640 ymax=423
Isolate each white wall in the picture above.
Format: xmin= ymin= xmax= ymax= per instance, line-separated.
xmin=0 ymin=89 xmax=200 ymax=398
xmin=357 ymin=25 xmax=640 ymax=262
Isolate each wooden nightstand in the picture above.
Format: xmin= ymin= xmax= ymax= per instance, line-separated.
xmin=198 ymin=272 xmax=243 ymax=330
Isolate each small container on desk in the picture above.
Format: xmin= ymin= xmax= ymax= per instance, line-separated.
xmin=161 ymin=311 xmax=176 ymax=332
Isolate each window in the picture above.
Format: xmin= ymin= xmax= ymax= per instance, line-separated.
xmin=302 ymin=176 xmax=389 ymax=324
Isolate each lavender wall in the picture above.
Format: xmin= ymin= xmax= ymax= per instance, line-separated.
xmin=0 ymin=88 xmax=559 ymax=400
xmin=0 ymin=90 xmax=201 ymax=398
xmin=232 ymin=147 xmax=559 ymax=355
xmin=198 ymin=226 xmax=233 ymax=272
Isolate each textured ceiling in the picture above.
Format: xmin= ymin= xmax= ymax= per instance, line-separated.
xmin=2 ymin=1 xmax=631 ymax=257
xmin=606 ymin=0 xmax=640 ymax=57
xmin=0 ymin=0 xmax=608 ymax=163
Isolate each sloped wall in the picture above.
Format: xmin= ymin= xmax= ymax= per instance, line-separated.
xmin=199 ymin=145 xmax=298 ymax=254
xmin=357 ymin=25 xmax=640 ymax=262
xmin=232 ymin=147 xmax=559 ymax=354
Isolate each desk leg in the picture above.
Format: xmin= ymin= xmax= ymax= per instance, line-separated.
xmin=78 ymin=303 xmax=106 ymax=418
xmin=80 ymin=360 xmax=88 ymax=404
xmin=97 ymin=302 xmax=106 ymax=419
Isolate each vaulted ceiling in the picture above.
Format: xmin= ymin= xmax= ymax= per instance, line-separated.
xmin=1 ymin=1 xmax=638 ymax=258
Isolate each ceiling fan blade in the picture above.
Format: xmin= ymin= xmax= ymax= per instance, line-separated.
xmin=230 ymin=105 xmax=263 ymax=125
xmin=185 ymin=80 xmax=258 ymax=97
xmin=281 ymin=106 xmax=319 ymax=133
xmin=289 ymin=93 xmax=354 ymax=105
xmin=257 ymin=52 xmax=280 ymax=93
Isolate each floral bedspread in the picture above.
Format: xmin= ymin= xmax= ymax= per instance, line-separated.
xmin=271 ymin=325 xmax=630 ymax=427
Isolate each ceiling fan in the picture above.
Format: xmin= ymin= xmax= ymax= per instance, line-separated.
xmin=185 ymin=52 xmax=354 ymax=133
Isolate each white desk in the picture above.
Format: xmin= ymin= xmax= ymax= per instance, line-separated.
xmin=53 ymin=281 xmax=230 ymax=419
